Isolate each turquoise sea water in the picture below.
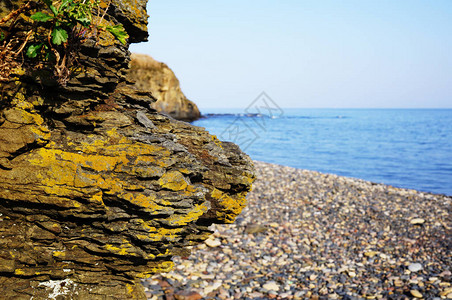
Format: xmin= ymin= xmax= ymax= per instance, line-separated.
xmin=193 ymin=108 xmax=452 ymax=196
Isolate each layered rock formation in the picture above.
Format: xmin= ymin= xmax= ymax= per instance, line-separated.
xmin=0 ymin=1 xmax=254 ymax=299
xmin=128 ymin=53 xmax=201 ymax=122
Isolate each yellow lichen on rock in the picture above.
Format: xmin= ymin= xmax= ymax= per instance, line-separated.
xmin=158 ymin=171 xmax=189 ymax=191
xmin=211 ymin=135 xmax=223 ymax=149
xmin=26 ymin=133 xmax=178 ymax=213
xmin=52 ymin=251 xmax=66 ymax=257
xmin=105 ymin=244 xmax=137 ymax=256
xmin=135 ymin=261 xmax=174 ymax=278
xmin=167 ymin=203 xmax=210 ymax=226
xmin=134 ymin=220 xmax=184 ymax=242
xmin=14 ymin=269 xmax=25 ymax=276
xmin=211 ymin=188 xmax=248 ymax=224
xmin=117 ymin=192 xmax=165 ymax=213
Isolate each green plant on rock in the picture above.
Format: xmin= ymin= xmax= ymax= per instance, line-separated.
xmin=0 ymin=0 xmax=129 ymax=85
xmin=0 ymin=1 xmax=35 ymax=82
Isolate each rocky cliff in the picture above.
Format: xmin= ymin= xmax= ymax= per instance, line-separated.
xmin=0 ymin=1 xmax=254 ymax=299
xmin=128 ymin=53 xmax=201 ymax=122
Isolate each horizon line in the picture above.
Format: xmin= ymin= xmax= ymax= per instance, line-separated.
xmin=199 ymin=107 xmax=452 ymax=110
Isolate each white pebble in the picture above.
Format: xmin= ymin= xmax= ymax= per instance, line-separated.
xmin=408 ymin=263 xmax=423 ymax=272
xmin=410 ymin=218 xmax=425 ymax=225
xmin=205 ymin=237 xmax=221 ymax=247
xmin=262 ymin=281 xmax=280 ymax=292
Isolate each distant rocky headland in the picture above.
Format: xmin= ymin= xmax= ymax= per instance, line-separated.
xmin=128 ymin=53 xmax=201 ymax=122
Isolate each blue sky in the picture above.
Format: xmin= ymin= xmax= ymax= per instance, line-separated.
xmin=130 ymin=0 xmax=452 ymax=109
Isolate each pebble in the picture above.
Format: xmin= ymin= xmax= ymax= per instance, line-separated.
xmin=364 ymin=251 xmax=379 ymax=257
xmin=262 ymin=281 xmax=280 ymax=292
xmin=142 ymin=161 xmax=452 ymax=299
xmin=248 ymin=291 xmax=264 ymax=298
xmin=280 ymin=292 xmax=291 ymax=298
xmin=410 ymin=289 xmax=423 ymax=298
xmin=410 ymin=218 xmax=426 ymax=225
xmin=173 ymin=290 xmax=202 ymax=300
xmin=244 ymin=224 xmax=267 ymax=234
xmin=440 ymin=288 xmax=452 ymax=296
xmin=204 ymin=238 xmax=221 ymax=248
xmin=269 ymin=222 xmax=279 ymax=228
xmin=409 ymin=263 xmax=423 ymax=272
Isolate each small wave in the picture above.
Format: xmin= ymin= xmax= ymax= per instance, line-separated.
xmin=283 ymin=115 xmax=349 ymax=120
xmin=202 ymin=113 xmax=275 ymax=118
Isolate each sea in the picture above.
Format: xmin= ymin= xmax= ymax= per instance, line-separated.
xmin=192 ymin=108 xmax=452 ymax=196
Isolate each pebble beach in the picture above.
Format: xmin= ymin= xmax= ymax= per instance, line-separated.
xmin=143 ymin=161 xmax=452 ymax=300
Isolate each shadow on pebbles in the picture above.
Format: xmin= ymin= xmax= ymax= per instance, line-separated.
xmin=143 ymin=161 xmax=451 ymax=300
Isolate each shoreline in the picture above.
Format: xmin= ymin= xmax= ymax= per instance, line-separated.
xmin=253 ymin=160 xmax=451 ymax=198
xmin=143 ymin=161 xmax=452 ymax=299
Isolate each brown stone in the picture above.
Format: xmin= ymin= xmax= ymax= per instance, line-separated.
xmin=174 ymin=290 xmax=203 ymax=300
